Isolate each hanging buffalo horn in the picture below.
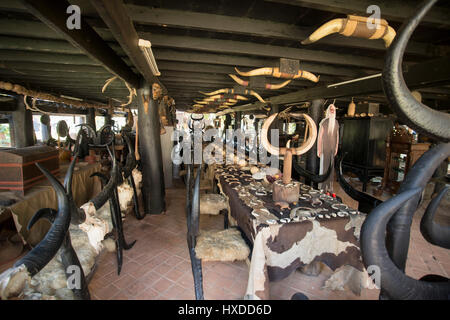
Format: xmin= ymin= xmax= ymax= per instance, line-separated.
xmin=361 ymin=187 xmax=450 ymax=299
xmin=122 ymin=133 xmax=144 ymax=220
xmin=199 ymin=88 xmax=230 ymax=96
xmin=77 ymin=124 xmax=115 ymax=147
xmin=229 ymin=74 xmax=249 ymax=87
xmin=302 ymin=14 xmax=396 ymax=47
xmin=14 ymin=163 xmax=70 ymax=276
xmin=264 ymin=79 xmax=292 ymax=90
xmin=336 ymin=153 xmax=382 ymax=213
xmin=293 ymin=157 xmax=332 ymax=183
xmin=420 ymin=186 xmax=450 ymax=249
xmin=382 ymin=0 xmax=450 ymax=141
xmin=386 ymin=143 xmax=450 ymax=272
xmin=261 ymin=113 xmax=317 ymax=156
xmin=64 ymin=150 xmax=87 ymax=225
xmin=235 ymin=67 xmax=320 ymax=83
xmin=28 ymin=208 xmax=90 ymax=300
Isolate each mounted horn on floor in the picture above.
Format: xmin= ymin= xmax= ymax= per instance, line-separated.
xmin=0 ymin=163 xmax=70 ymax=299
xmin=420 ymin=186 xmax=450 ymax=249
xmin=302 ymin=14 xmax=396 ymax=47
xmin=382 ymin=0 xmax=450 ymax=141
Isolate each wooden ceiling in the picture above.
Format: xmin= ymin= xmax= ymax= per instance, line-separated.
xmin=0 ymin=0 xmax=449 ymax=113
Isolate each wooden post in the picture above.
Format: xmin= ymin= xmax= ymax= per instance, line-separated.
xmin=12 ymin=95 xmax=34 ymax=148
xmin=137 ymin=81 xmax=166 ymax=214
xmin=86 ymin=107 xmax=96 ymax=132
xmin=305 ymin=99 xmax=324 ymax=187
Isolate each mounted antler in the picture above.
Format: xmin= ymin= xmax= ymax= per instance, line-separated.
xmin=382 ymin=0 xmax=449 ymax=141
xmin=302 ymin=14 xmax=396 ymax=47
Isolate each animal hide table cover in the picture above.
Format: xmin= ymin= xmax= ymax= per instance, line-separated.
xmin=215 ymin=164 xmax=370 ymax=300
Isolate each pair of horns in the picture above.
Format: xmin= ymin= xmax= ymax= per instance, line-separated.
xmin=234 ymin=67 xmax=320 ymax=83
xmin=229 ymin=74 xmax=292 ymax=90
xmin=199 ymin=87 xmax=266 ymax=104
xmin=302 ymin=14 xmax=396 ymax=47
xmin=260 ymin=113 xmax=317 ymax=156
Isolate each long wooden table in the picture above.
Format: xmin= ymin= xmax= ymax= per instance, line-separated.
xmin=215 ymin=164 xmax=369 ymax=300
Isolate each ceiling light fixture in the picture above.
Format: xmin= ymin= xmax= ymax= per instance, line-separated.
xmin=138 ymin=39 xmax=161 ymax=76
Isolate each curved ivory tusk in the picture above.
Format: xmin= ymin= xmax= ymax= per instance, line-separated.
xmin=302 ymin=18 xmax=345 ymax=45
xmin=261 ymin=113 xmax=317 ymax=157
xmin=229 ymin=74 xmax=248 ymax=86
xmin=265 ymin=79 xmax=292 ymax=90
xmin=194 ymin=100 xmax=208 ymax=104
xmin=235 ymin=95 xmax=249 ymax=100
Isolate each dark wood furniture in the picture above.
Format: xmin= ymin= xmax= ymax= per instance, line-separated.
xmin=0 ymin=146 xmax=59 ymax=195
xmin=340 ymin=116 xmax=393 ymax=191
xmin=381 ymin=128 xmax=430 ymax=194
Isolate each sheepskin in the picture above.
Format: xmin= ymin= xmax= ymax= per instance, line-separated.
xmin=200 ymin=194 xmax=228 ymax=215
xmin=117 ymin=182 xmax=134 ymax=212
xmin=195 ymin=228 xmax=250 ymax=262
xmin=19 ymin=202 xmax=114 ymax=300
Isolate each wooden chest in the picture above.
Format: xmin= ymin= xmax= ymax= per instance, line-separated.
xmin=0 ymin=146 xmax=60 ymax=195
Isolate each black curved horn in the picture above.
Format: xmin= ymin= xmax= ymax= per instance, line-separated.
xmin=122 ymin=133 xmax=136 ymax=179
xmin=14 ymin=164 xmax=70 ymax=276
xmin=386 ymin=143 xmax=450 ymax=271
xmin=64 ymin=150 xmax=86 ymax=224
xmin=293 ymin=157 xmax=332 ymax=183
xmin=361 ymin=187 xmax=450 ymax=299
xmin=89 ymin=152 xmax=118 ymax=210
xmin=382 ymin=0 xmax=450 ymax=141
xmin=336 ymin=153 xmax=382 ymax=213
xmin=420 ymin=186 xmax=450 ymax=249
xmin=28 ymin=208 xmax=90 ymax=300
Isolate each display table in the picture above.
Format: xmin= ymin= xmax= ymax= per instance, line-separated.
xmin=3 ymin=162 xmax=101 ymax=246
xmin=215 ymin=164 xmax=369 ymax=300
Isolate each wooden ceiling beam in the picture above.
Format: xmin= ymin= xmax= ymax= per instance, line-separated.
xmin=89 ymin=0 xmax=165 ymax=91
xmin=265 ymin=0 xmax=450 ymax=27
xmin=126 ymin=5 xmax=448 ymax=57
xmin=21 ymin=0 xmax=140 ymax=87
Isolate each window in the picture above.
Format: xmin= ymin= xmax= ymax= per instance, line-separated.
xmin=95 ymin=116 xmax=105 ymax=130
xmin=112 ymin=116 xmax=127 ymax=130
xmin=0 ymin=122 xmax=11 ymax=147
xmin=32 ymin=114 xmax=86 ymax=142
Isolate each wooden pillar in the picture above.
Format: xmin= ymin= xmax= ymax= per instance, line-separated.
xmin=235 ymin=112 xmax=242 ymax=130
xmin=306 ymin=99 xmax=324 ymax=187
xmin=12 ymin=96 xmax=34 ymax=148
xmin=137 ymin=82 xmax=166 ymax=214
xmin=86 ymin=107 xmax=96 ymax=132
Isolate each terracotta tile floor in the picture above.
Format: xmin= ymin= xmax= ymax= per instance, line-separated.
xmin=86 ymin=179 xmax=450 ymax=300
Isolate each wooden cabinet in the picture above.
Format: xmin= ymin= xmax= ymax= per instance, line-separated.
xmin=381 ymin=130 xmax=430 ymax=194
xmin=340 ymin=116 xmax=394 ymax=191
xmin=0 ymin=146 xmax=59 ymax=195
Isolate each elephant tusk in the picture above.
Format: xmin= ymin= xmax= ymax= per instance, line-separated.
xmin=248 ymin=90 xmax=266 ymax=103
xmin=235 ymin=67 xmax=274 ymax=77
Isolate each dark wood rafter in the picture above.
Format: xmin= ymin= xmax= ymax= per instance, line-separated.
xmin=125 ymin=5 xmax=449 ymax=58
xmin=89 ymin=0 xmax=166 ymax=92
xmin=266 ymin=0 xmax=450 ymax=27
xmin=21 ymin=0 xmax=140 ymax=88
